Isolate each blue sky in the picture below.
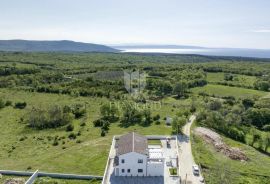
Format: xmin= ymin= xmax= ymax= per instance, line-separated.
xmin=1 ymin=0 xmax=270 ymax=49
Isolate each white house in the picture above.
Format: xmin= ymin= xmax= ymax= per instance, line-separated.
xmin=114 ymin=132 xmax=164 ymax=177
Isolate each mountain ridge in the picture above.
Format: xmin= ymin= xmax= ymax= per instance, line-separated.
xmin=0 ymin=40 xmax=119 ymax=52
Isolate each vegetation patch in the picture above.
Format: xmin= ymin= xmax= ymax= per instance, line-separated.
xmin=169 ymin=167 xmax=178 ymax=176
xmin=148 ymin=139 xmax=161 ymax=146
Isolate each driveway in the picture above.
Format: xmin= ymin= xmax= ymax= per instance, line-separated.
xmin=178 ymin=115 xmax=202 ymax=184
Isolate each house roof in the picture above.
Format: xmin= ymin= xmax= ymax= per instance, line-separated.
xmin=116 ymin=132 xmax=148 ymax=156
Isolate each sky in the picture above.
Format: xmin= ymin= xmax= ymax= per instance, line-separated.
xmin=0 ymin=0 xmax=270 ymax=49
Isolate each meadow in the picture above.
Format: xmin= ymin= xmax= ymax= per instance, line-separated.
xmin=191 ymin=84 xmax=268 ymax=98
xmin=0 ymin=89 xmax=177 ymax=175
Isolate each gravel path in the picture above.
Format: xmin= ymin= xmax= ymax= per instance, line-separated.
xmin=178 ymin=115 xmax=202 ymax=184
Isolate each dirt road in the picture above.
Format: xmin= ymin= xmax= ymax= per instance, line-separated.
xmin=178 ymin=115 xmax=202 ymax=184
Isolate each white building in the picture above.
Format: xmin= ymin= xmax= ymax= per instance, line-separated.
xmin=114 ymin=132 xmax=164 ymax=177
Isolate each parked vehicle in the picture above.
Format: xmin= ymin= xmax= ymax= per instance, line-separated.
xmin=192 ymin=164 xmax=200 ymax=176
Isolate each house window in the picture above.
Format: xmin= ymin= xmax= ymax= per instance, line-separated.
xmin=138 ymin=159 xmax=143 ymax=163
xmin=127 ymin=169 xmax=131 ymax=173
xmin=121 ymin=159 xmax=125 ymax=163
xmin=138 ymin=169 xmax=143 ymax=173
xmin=122 ymin=169 xmax=125 ymax=173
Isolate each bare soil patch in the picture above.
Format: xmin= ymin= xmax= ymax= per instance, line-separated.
xmin=195 ymin=127 xmax=248 ymax=161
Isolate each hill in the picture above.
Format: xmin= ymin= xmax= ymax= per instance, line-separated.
xmin=0 ymin=40 xmax=119 ymax=52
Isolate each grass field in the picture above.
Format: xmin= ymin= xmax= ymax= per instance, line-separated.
xmin=191 ymin=125 xmax=270 ymax=184
xmin=0 ymin=89 xmax=176 ymax=176
xmin=206 ymin=72 xmax=257 ymax=88
xmin=191 ymin=84 xmax=268 ymax=98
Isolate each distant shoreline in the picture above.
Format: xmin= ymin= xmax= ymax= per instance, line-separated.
xmin=117 ymin=48 xmax=270 ymax=59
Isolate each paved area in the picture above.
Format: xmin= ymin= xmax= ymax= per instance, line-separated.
xmin=178 ymin=115 xmax=202 ymax=184
xmin=161 ymin=139 xmax=180 ymax=184
xmin=109 ymin=176 xmax=164 ymax=184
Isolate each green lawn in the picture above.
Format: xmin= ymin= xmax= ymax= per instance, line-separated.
xmin=206 ymin=72 xmax=225 ymax=83
xmin=148 ymin=139 xmax=162 ymax=146
xmin=191 ymin=84 xmax=268 ymax=98
xmin=191 ymin=126 xmax=270 ymax=184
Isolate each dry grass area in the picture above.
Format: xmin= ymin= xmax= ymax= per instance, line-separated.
xmin=195 ymin=127 xmax=248 ymax=161
xmin=3 ymin=178 xmax=25 ymax=184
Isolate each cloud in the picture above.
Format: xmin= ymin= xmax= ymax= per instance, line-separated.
xmin=251 ymin=29 xmax=270 ymax=33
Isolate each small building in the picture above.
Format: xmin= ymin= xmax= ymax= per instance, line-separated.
xmin=114 ymin=132 xmax=164 ymax=177
xmin=166 ymin=117 xmax=173 ymax=125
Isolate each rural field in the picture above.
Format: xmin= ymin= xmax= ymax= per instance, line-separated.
xmin=0 ymin=52 xmax=269 ymax=184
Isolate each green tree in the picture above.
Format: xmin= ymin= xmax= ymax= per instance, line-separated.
xmin=224 ymin=73 xmax=234 ymax=81
xmin=209 ymin=100 xmax=222 ymax=111
xmin=264 ymin=133 xmax=270 ymax=152
xmin=173 ymin=81 xmax=188 ymax=98
xmin=100 ymin=103 xmax=119 ymax=121
xmin=120 ymin=102 xmax=142 ymax=127
xmin=141 ymin=109 xmax=152 ymax=126
xmin=242 ymin=98 xmax=254 ymax=109
xmin=172 ymin=116 xmax=186 ymax=134
xmin=250 ymin=128 xmax=261 ymax=147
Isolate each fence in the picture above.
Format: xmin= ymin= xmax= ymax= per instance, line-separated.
xmin=0 ymin=170 xmax=103 ymax=183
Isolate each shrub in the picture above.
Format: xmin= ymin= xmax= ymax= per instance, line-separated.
xmin=14 ymin=102 xmax=27 ymax=109
xmin=101 ymin=130 xmax=106 ymax=137
xmin=76 ymin=140 xmax=82 ymax=143
xmin=0 ymin=99 xmax=6 ymax=108
xmin=263 ymin=125 xmax=270 ymax=131
xmin=153 ymin=114 xmax=160 ymax=121
xmin=47 ymin=136 xmax=52 ymax=141
xmin=242 ymin=98 xmax=255 ymax=109
xmin=93 ymin=119 xmax=104 ymax=127
xmin=155 ymin=121 xmax=161 ymax=125
xmin=101 ymin=120 xmax=110 ymax=131
xmin=28 ymin=105 xmax=73 ymax=129
xmin=5 ymin=100 xmax=12 ymax=106
xmin=209 ymin=100 xmax=222 ymax=111
xmin=68 ymin=133 xmax=77 ymax=140
xmin=52 ymin=139 xmax=59 ymax=146
xmin=66 ymin=124 xmax=74 ymax=132
xmin=227 ymin=127 xmax=246 ymax=143
xmin=190 ymin=105 xmax=196 ymax=113
xmin=19 ymin=136 xmax=27 ymax=141
xmin=80 ymin=122 xmax=86 ymax=126
xmin=63 ymin=105 xmax=72 ymax=113
xmin=72 ymin=104 xmax=86 ymax=119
